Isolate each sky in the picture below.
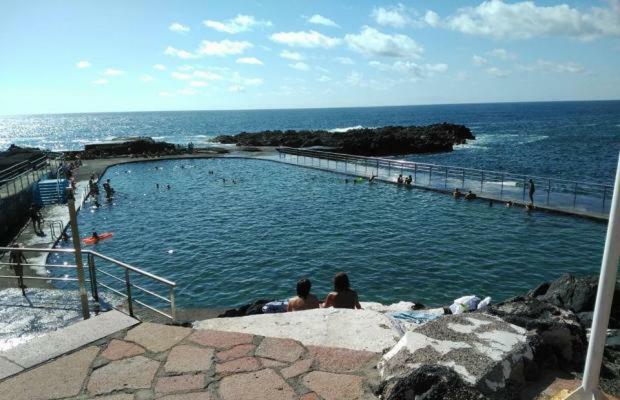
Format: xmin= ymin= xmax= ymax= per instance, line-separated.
xmin=1 ymin=0 xmax=620 ymax=115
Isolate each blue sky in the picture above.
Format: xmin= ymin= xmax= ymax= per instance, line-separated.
xmin=1 ymin=0 xmax=619 ymax=114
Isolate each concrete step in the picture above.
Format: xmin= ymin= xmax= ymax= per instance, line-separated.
xmin=0 ymin=310 xmax=138 ymax=380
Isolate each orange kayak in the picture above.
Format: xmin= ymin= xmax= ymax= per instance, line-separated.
xmin=82 ymin=232 xmax=113 ymax=245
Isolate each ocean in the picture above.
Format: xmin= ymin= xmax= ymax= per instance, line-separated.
xmin=2 ymin=100 xmax=619 ymax=184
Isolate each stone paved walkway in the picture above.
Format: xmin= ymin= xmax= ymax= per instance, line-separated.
xmin=0 ymin=322 xmax=380 ymax=400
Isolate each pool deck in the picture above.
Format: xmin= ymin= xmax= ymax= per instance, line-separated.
xmin=0 ymin=318 xmax=383 ymax=400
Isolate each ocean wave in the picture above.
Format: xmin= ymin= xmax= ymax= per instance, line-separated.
xmin=328 ymin=125 xmax=365 ymax=133
xmin=517 ymin=135 xmax=548 ymax=145
xmin=152 ymin=136 xmax=166 ymax=140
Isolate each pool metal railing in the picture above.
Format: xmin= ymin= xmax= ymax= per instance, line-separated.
xmin=0 ymin=246 xmax=177 ymax=321
xmin=276 ymin=147 xmax=613 ymax=218
xmin=0 ymin=156 xmax=62 ymax=199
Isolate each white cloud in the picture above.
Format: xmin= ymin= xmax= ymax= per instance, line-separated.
xmin=371 ymin=4 xmax=409 ymax=28
xmin=307 ymin=14 xmax=339 ymax=28
xmin=153 ymin=64 xmax=166 ymax=71
xmin=229 ymin=85 xmax=245 ymax=92
xmin=178 ymin=65 xmax=194 ymax=71
xmin=315 ymin=66 xmax=329 ymax=73
xmin=204 ymin=14 xmax=272 ymax=34
xmin=486 ymin=67 xmax=509 ymax=77
xmin=489 ymin=48 xmax=516 ymax=60
xmin=280 ymin=50 xmax=304 ymax=61
xmin=270 ymin=30 xmax=340 ymax=48
xmin=140 ymin=74 xmax=154 ymax=83
xmin=193 ymin=70 xmax=223 ymax=80
xmin=518 ymin=59 xmax=585 ymax=73
xmin=197 ymin=40 xmax=252 ymax=56
xmin=317 ymin=75 xmax=331 ymax=82
xmin=346 ymin=71 xmax=363 ymax=86
xmin=336 ymin=57 xmax=354 ymax=65
xmin=103 ymin=68 xmax=125 ymax=76
xmin=159 ymin=91 xmax=173 ymax=97
xmin=472 ymin=54 xmax=488 ymax=66
xmin=169 ymin=22 xmax=190 ymax=33
xmin=164 ymin=46 xmax=198 ymax=59
xmin=445 ymin=0 xmax=620 ymax=40
xmin=178 ymin=88 xmax=197 ymax=96
xmin=424 ymin=10 xmax=440 ymax=27
xmin=369 ymin=60 xmax=448 ymax=81
xmin=289 ymin=62 xmax=310 ymax=71
xmin=345 ymin=26 xmax=423 ymax=58
xmin=92 ymin=79 xmax=108 ymax=85
xmin=236 ymin=57 xmax=264 ymax=65
xmin=242 ymin=77 xmax=263 ymax=86
xmin=190 ymin=81 xmax=209 ymax=87
xmin=76 ymin=60 xmax=91 ymax=69
xmin=171 ymin=72 xmax=192 ymax=80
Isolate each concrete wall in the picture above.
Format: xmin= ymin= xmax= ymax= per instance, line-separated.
xmin=0 ymin=185 xmax=34 ymax=246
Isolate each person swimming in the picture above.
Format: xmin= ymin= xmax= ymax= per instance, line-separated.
xmin=404 ymin=175 xmax=413 ymax=185
xmin=453 ymin=188 xmax=463 ymax=198
xmin=464 ymin=190 xmax=477 ymax=200
xmin=397 ymin=174 xmax=404 ymax=184
xmin=103 ymin=179 xmax=115 ymax=198
xmin=287 ymin=278 xmax=320 ymax=312
xmin=322 ymin=272 xmax=361 ymax=309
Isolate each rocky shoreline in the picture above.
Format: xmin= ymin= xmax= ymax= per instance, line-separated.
xmin=214 ymin=123 xmax=475 ymax=156
xmin=218 ymin=273 xmax=620 ymax=399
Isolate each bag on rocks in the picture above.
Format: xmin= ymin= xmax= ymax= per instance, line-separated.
xmin=449 ymin=295 xmax=481 ymax=314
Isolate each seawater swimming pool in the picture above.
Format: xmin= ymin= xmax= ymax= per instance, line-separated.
xmin=53 ymin=157 xmax=607 ymax=309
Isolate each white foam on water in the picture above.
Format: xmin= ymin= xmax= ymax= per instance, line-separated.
xmin=152 ymin=136 xmax=166 ymax=140
xmin=328 ymin=125 xmax=366 ymax=133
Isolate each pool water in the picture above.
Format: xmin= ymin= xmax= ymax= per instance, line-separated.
xmin=54 ymin=158 xmax=607 ymax=309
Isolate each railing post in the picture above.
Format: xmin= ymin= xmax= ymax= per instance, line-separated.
xmin=88 ymin=253 xmax=99 ymax=301
xmin=500 ymin=174 xmax=505 ymax=199
xmin=170 ymin=286 xmax=176 ymax=322
xmin=414 ymin=163 xmax=417 ymax=182
xmin=573 ymin=182 xmax=578 ymax=208
xmin=125 ymin=269 xmax=134 ymax=317
xmin=429 ymin=166 xmax=432 ymax=186
xmin=376 ymin=160 xmax=379 ymax=177
xmin=66 ymin=188 xmax=90 ymax=320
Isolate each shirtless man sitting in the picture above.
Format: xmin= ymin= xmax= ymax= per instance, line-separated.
xmin=287 ymin=278 xmax=320 ymax=311
xmin=322 ymin=272 xmax=362 ymax=309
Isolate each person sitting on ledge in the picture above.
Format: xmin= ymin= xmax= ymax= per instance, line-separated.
xmin=287 ymin=278 xmax=320 ymax=312
xmin=322 ymin=272 xmax=362 ymax=309
xmin=405 ymin=175 xmax=413 ymax=185
xmin=464 ymin=190 xmax=477 ymax=200
xmin=453 ymin=188 xmax=463 ymax=198
xmin=397 ymin=174 xmax=404 ymax=184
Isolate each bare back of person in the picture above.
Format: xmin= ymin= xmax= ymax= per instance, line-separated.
xmin=324 ymin=289 xmax=361 ymax=309
xmin=288 ymin=294 xmax=320 ymax=311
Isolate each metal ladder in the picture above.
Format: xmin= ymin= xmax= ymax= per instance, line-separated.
xmin=47 ymin=220 xmax=65 ymax=241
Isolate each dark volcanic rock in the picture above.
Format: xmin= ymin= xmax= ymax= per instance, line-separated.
xmin=488 ymin=297 xmax=586 ymax=371
xmin=377 ymin=365 xmax=490 ymax=400
xmin=65 ymin=137 xmax=184 ymax=159
xmin=526 ymin=273 xmax=620 ymax=329
xmin=213 ymin=123 xmax=475 ymax=156
xmin=217 ymin=299 xmax=272 ymax=318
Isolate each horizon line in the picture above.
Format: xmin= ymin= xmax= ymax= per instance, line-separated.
xmin=2 ymin=98 xmax=619 ymax=118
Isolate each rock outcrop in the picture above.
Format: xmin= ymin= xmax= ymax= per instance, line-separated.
xmin=213 ymin=123 xmax=475 ymax=156
xmin=377 ymin=313 xmax=533 ymax=399
xmin=525 ymin=273 xmax=620 ymax=329
xmin=487 ymin=297 xmax=586 ymax=371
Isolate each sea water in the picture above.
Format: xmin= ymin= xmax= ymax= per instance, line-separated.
xmin=52 ymin=158 xmax=607 ymax=309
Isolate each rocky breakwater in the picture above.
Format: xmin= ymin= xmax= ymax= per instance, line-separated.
xmin=213 ymin=123 xmax=475 ymax=156
xmin=63 ymin=137 xmax=187 ymax=160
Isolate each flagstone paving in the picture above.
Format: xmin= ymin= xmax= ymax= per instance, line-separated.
xmin=0 ymin=322 xmax=381 ymax=400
